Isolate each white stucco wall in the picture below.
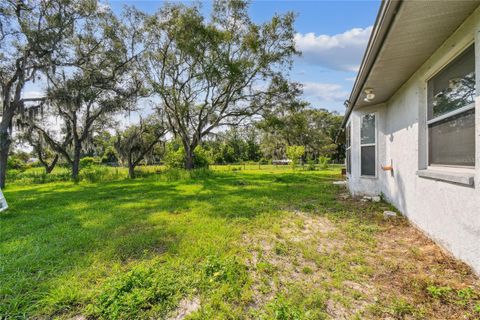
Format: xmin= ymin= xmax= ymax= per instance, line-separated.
xmin=347 ymin=7 xmax=480 ymax=274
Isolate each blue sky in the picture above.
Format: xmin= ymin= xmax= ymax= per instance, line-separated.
xmin=110 ymin=0 xmax=381 ymax=114
xmin=23 ymin=1 xmax=380 ymax=118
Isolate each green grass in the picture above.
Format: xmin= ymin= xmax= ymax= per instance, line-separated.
xmin=0 ymin=167 xmax=342 ymax=319
xmin=6 ymin=163 xmax=342 ymax=185
xmin=1 ymin=166 xmax=479 ymax=319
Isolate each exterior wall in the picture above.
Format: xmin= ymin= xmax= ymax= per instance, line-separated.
xmin=347 ymin=103 xmax=386 ymax=196
xmin=347 ymin=7 xmax=480 ymax=274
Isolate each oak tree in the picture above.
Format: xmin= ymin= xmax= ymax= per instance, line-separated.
xmin=143 ymin=0 xmax=297 ymax=169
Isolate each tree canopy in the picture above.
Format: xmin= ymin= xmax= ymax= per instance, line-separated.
xmin=2 ymin=0 xmax=346 ymax=184
xmin=142 ymin=1 xmax=298 ymax=168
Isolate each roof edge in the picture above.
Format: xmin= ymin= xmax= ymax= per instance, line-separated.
xmin=340 ymin=0 xmax=402 ymax=129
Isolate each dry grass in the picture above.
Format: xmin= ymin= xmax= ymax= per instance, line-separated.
xmin=242 ymin=194 xmax=480 ymax=319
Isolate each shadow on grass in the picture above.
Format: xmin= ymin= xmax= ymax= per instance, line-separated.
xmin=0 ymin=169 xmax=348 ymax=317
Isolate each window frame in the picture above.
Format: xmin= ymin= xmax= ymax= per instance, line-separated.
xmin=360 ymin=112 xmax=377 ymax=178
xmin=345 ymin=121 xmax=351 ymax=175
xmin=425 ymin=42 xmax=476 ymax=169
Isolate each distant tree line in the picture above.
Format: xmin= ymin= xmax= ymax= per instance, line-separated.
xmin=1 ymin=0 xmax=345 ymax=186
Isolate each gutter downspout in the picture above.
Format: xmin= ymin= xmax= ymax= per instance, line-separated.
xmin=337 ymin=0 xmax=402 ymax=139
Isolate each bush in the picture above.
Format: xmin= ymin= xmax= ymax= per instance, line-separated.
xmin=7 ymin=156 xmax=26 ymax=171
xmin=286 ymin=145 xmax=305 ymax=170
xmin=307 ymin=159 xmax=316 ymax=171
xmin=319 ymin=156 xmax=330 ymax=170
xmin=80 ymin=157 xmax=98 ymax=168
xmin=6 ymin=169 xmax=22 ymax=181
xmin=101 ymin=147 xmax=118 ymax=164
xmin=193 ymin=146 xmax=212 ymax=168
xmin=164 ymin=145 xmax=212 ymax=169
xmin=163 ymin=146 xmax=185 ymax=169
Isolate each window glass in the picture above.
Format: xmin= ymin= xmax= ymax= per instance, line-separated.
xmin=346 ymin=149 xmax=351 ymax=174
xmin=346 ymin=123 xmax=351 ymax=148
xmin=428 ymin=109 xmax=475 ymax=166
xmin=361 ymin=114 xmax=375 ymax=144
xmin=361 ymin=146 xmax=376 ymax=176
xmin=428 ymin=45 xmax=475 ymax=120
xmin=346 ymin=123 xmax=351 ymax=174
xmin=360 ymin=113 xmax=376 ymax=176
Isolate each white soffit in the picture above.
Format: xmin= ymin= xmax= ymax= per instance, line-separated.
xmin=357 ymin=0 xmax=479 ymax=108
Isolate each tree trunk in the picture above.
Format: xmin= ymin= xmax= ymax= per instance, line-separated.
xmin=0 ymin=125 xmax=12 ymax=189
xmin=72 ymin=144 xmax=81 ymax=181
xmin=128 ymin=161 xmax=135 ymax=179
xmin=45 ymin=155 xmax=59 ymax=174
xmin=184 ymin=147 xmax=194 ymax=170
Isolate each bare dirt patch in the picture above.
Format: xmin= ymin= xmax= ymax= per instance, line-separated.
xmin=242 ymin=202 xmax=480 ymax=319
xmin=167 ymin=296 xmax=201 ymax=320
xmin=243 ymin=212 xmax=336 ymax=309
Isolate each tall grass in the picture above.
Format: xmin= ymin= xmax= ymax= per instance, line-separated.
xmin=5 ymin=165 xmax=216 ymax=185
xmin=5 ymin=163 xmax=343 ymax=186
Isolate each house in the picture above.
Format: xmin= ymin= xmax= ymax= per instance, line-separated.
xmin=342 ymin=0 xmax=480 ymax=274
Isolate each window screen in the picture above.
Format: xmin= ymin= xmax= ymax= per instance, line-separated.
xmin=346 ymin=149 xmax=351 ymax=174
xmin=361 ymin=145 xmax=376 ymax=176
xmin=428 ymin=109 xmax=475 ymax=166
xmin=346 ymin=123 xmax=351 ymax=174
xmin=360 ymin=114 xmax=376 ymax=176
xmin=427 ymin=44 xmax=476 ymax=167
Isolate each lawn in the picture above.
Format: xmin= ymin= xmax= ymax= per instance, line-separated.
xmin=1 ymin=166 xmax=479 ymax=319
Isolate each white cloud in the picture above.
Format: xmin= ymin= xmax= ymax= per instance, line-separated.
xmin=302 ymin=82 xmax=349 ymax=103
xmin=295 ymin=26 xmax=373 ymax=72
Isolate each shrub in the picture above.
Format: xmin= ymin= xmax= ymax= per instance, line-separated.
xmin=286 ymin=146 xmax=305 ymax=170
xmin=307 ymin=159 xmax=316 ymax=171
xmin=80 ymin=157 xmax=97 ymax=168
xmin=193 ymin=146 xmax=212 ymax=169
xmin=164 ymin=147 xmax=185 ymax=169
xmin=319 ymin=156 xmax=330 ymax=170
xmin=164 ymin=145 xmax=212 ymax=169
xmin=101 ymin=147 xmax=118 ymax=164
xmin=7 ymin=156 xmax=26 ymax=171
xmin=6 ymin=169 xmax=22 ymax=181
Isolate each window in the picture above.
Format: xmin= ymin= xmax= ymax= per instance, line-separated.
xmin=346 ymin=122 xmax=351 ymax=174
xmin=427 ymin=44 xmax=475 ymax=167
xmin=360 ymin=113 xmax=376 ymax=176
